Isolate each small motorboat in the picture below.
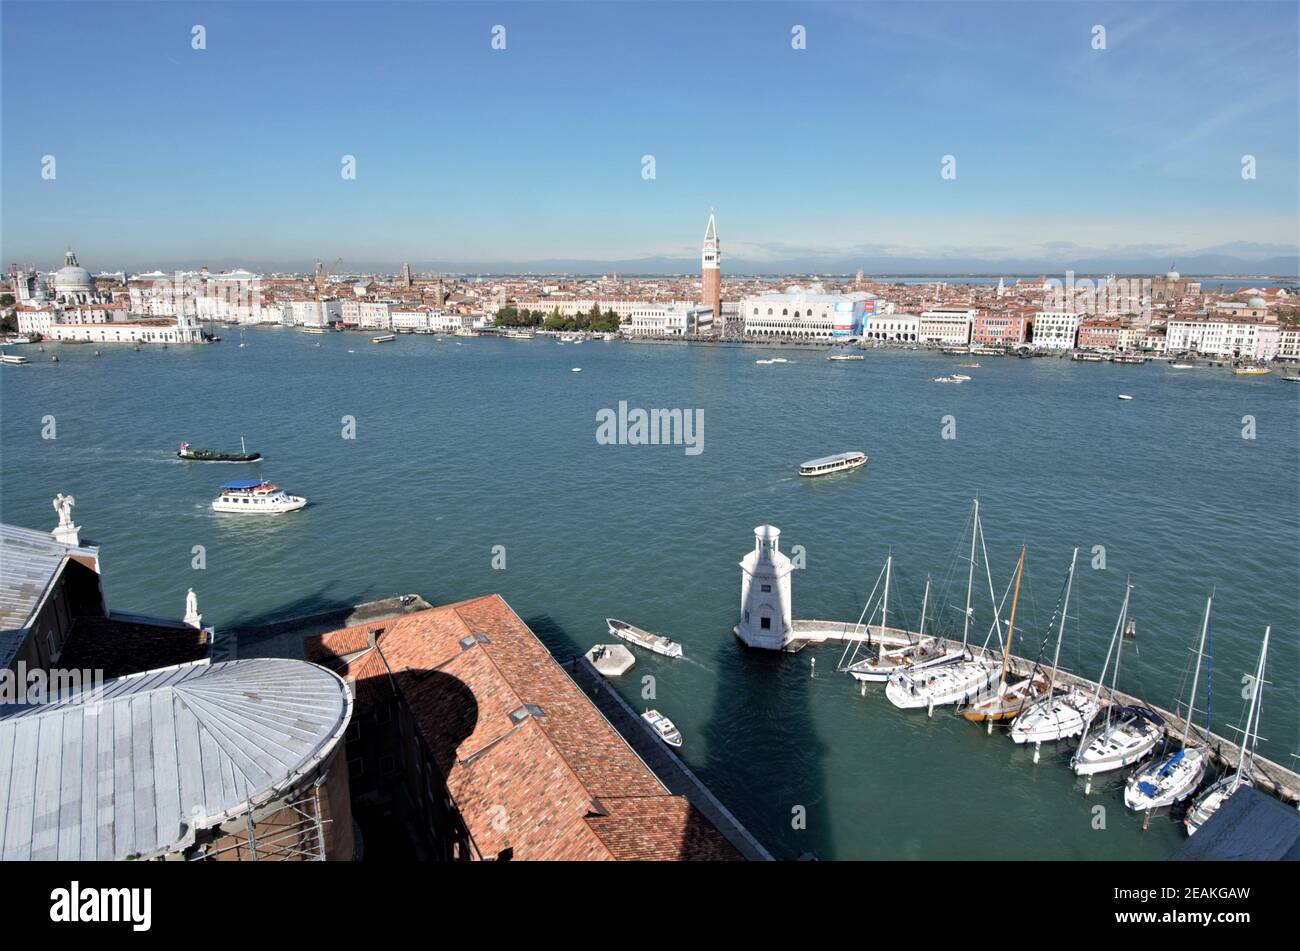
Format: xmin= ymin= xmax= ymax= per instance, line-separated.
xmin=1118 ymin=394 xmax=1133 ymax=400
xmin=571 ymin=367 xmax=582 ymax=373
xmin=642 ymin=709 xmax=683 ymax=747
xmin=932 ymin=375 xmax=963 ymax=383
xmin=607 ymin=618 xmax=683 ymax=658
xmin=827 ymin=353 xmax=864 ymax=361
xmin=960 ymin=362 xmax=981 ymax=368
xmin=1170 ymin=362 xmax=1196 ymax=369
xmin=951 ymin=374 xmax=972 ymax=381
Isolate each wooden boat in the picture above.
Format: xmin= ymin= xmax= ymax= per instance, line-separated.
xmin=963 ymin=546 xmax=1048 ymax=722
xmin=606 ymin=618 xmax=683 ymax=658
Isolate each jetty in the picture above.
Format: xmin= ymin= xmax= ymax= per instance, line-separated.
xmin=788 ymin=617 xmax=1300 ymax=806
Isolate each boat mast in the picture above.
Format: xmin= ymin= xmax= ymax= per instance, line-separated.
xmin=1045 ymin=548 xmax=1079 ymax=698
xmin=918 ymin=575 xmax=931 ymax=640
xmin=961 ymin=500 xmax=978 ymax=652
xmin=1234 ymin=626 xmax=1270 ymax=786
xmin=880 ymin=553 xmax=892 ymax=652
xmin=1083 ymin=581 xmax=1129 ymax=745
xmin=998 ymin=547 xmax=1026 ymax=692
xmin=1182 ymin=594 xmax=1212 ymax=748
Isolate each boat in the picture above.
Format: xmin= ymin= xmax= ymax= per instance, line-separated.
xmin=299 ymin=326 xmax=329 ymax=335
xmin=932 ymin=375 xmax=964 ymax=383
xmin=1281 ymin=375 xmax=1300 ymax=383
xmin=1186 ymin=626 xmax=1269 ymax=835
xmin=1010 ymin=551 xmax=1105 ymax=746
xmin=1112 ymin=354 xmax=1146 ymax=365
xmin=1118 ymin=394 xmax=1133 ymax=400
xmin=962 ymin=547 xmax=1050 ymax=723
xmin=454 ymin=329 xmax=480 ymax=337
xmin=177 ymin=438 xmax=262 ymax=463
xmin=1071 ymin=352 xmax=1105 ymax=362
xmin=886 ymin=500 xmax=1005 ymax=710
xmin=1124 ymin=595 xmax=1214 ymax=811
xmin=372 ymin=334 xmax=396 ymax=344
xmin=501 ymin=329 xmax=535 ymax=340
xmin=642 ymin=710 xmax=683 ymax=747
xmin=799 ymin=452 xmax=867 ymax=477
xmin=571 ymin=367 xmax=582 ymax=373
xmin=211 ymin=479 xmax=307 ymax=514
xmin=606 ymin=618 xmax=683 ymax=658
xmin=1170 ymin=362 xmax=1196 ymax=369
xmin=827 ymin=353 xmax=865 ymax=361
xmin=960 ymin=362 xmax=981 ymax=368
xmin=1072 ymin=598 xmax=1165 ymax=776
xmin=842 ymin=567 xmax=961 ymax=683
xmin=951 ymin=374 xmax=972 ymax=381
xmin=0 ymin=352 xmax=30 ymax=365
xmin=1232 ymin=366 xmax=1270 ymax=376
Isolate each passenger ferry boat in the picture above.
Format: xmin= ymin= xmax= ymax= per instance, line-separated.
xmin=606 ymin=618 xmax=683 ymax=658
xmin=372 ymin=334 xmax=396 ymax=344
xmin=799 ymin=452 xmax=867 ymax=477
xmin=0 ymin=352 xmax=30 ymax=365
xmin=211 ymin=479 xmax=307 ymax=514
xmin=1232 ymin=366 xmax=1271 ymax=376
xmin=299 ymin=326 xmax=329 ymax=335
xmin=642 ymin=710 xmax=683 ymax=747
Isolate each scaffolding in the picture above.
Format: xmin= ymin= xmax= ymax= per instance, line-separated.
xmin=192 ymin=780 xmax=330 ymax=861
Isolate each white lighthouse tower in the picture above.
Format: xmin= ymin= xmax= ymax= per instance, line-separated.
xmin=736 ymin=525 xmax=793 ymax=650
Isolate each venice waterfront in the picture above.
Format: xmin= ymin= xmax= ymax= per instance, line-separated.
xmin=2 ymin=330 xmax=1296 ymax=860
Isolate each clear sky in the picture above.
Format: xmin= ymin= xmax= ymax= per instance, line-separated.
xmin=2 ymin=1 xmax=1297 ymax=273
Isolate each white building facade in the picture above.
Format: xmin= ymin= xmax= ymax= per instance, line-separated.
xmin=1033 ymin=311 xmax=1084 ymax=350
xmin=918 ymin=308 xmax=974 ymax=345
xmin=1165 ymin=317 xmax=1280 ymax=360
xmin=739 ymin=288 xmax=881 ymax=339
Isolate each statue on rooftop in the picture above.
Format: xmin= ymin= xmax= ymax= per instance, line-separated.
xmin=52 ymin=493 xmax=76 ymax=528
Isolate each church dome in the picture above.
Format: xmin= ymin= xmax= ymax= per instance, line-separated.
xmin=1248 ymin=296 xmax=1266 ymax=308
xmin=1165 ymin=263 xmax=1180 ymax=280
xmin=53 ymin=250 xmax=93 ymax=296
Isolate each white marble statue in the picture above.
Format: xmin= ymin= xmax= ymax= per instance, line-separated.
xmin=53 ymin=493 xmax=76 ymax=528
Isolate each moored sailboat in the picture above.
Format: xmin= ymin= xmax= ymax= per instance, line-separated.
xmin=842 ymin=563 xmax=959 ymax=683
xmin=1124 ymin=595 xmax=1214 ymax=812
xmin=1185 ymin=626 xmax=1270 ymax=834
xmin=962 ymin=547 xmax=1049 ymax=723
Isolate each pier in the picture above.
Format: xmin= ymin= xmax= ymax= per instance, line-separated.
xmin=790 ymin=618 xmax=1300 ymax=806
xmin=566 ymin=656 xmax=774 ymax=861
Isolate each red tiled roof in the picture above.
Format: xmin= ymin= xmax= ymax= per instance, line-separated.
xmin=305 ymin=594 xmax=741 ymax=861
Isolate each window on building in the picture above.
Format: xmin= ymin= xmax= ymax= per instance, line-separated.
xmin=761 ymin=584 xmax=771 ymax=592
xmin=760 ymin=616 xmax=771 ymax=630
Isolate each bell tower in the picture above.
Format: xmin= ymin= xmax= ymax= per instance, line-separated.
xmin=736 ymin=525 xmax=793 ymax=650
xmin=701 ymin=211 xmax=721 ymax=332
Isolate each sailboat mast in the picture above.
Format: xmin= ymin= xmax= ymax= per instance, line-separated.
xmin=1182 ymin=595 xmax=1212 ymax=748
xmin=962 ymin=500 xmax=978 ymax=651
xmin=919 ymin=576 xmax=931 ymax=639
xmin=1235 ymin=626 xmax=1269 ymax=785
xmin=880 ymin=554 xmax=891 ymax=647
xmin=999 ymin=547 xmax=1026 ymax=690
xmin=1089 ymin=582 xmax=1129 ymax=721
xmin=1046 ymin=548 xmax=1079 ymax=696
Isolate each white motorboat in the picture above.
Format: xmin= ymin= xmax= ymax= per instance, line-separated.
xmin=1185 ymin=626 xmax=1270 ymax=835
xmin=642 ymin=709 xmax=683 ymax=747
xmin=606 ymin=618 xmax=683 ymax=658
xmin=932 ymin=375 xmax=963 ymax=383
xmin=1124 ymin=595 xmax=1215 ymax=811
xmin=799 ymin=452 xmax=867 ymax=477
xmin=951 ymin=374 xmax=972 ymax=381
xmin=827 ymin=353 xmax=864 ymax=361
xmin=211 ymin=479 xmax=307 ymax=514
xmin=1170 ymin=362 xmax=1196 ymax=369
xmin=1117 ymin=394 xmax=1133 ymax=400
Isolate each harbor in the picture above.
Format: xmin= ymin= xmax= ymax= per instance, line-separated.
xmin=2 ymin=329 xmax=1295 ymax=859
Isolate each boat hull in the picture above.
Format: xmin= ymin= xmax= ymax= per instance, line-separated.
xmin=607 ymin=619 xmax=683 ymax=658
xmin=961 ymin=677 xmax=1048 ymax=722
xmin=212 ymin=495 xmax=307 ymax=514
xmin=1185 ymin=775 xmax=1251 ymax=835
xmin=1071 ymin=713 xmax=1164 ymax=776
xmin=1124 ymin=747 xmax=1209 ymax=811
xmin=1009 ymin=689 xmax=1099 ymax=744
xmin=847 ymin=643 xmax=961 ymax=683
xmin=885 ymin=659 xmax=999 ymax=709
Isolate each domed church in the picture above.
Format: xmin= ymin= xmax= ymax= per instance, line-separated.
xmin=50 ymin=249 xmax=109 ymax=305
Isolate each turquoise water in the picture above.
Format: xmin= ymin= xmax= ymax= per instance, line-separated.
xmin=2 ymin=331 xmax=1297 ymax=859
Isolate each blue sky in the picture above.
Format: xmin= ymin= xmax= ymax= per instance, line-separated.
xmin=2 ymin=1 xmax=1297 ymax=272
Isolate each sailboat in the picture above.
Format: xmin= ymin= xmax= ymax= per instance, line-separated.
xmin=886 ymin=499 xmax=1004 ymax=710
xmin=1185 ymin=626 xmax=1269 ymax=835
xmin=962 ymin=546 xmax=1050 ymax=723
xmin=1010 ymin=549 xmax=1098 ymax=744
xmin=842 ymin=561 xmax=959 ymax=683
xmin=1124 ymin=595 xmax=1214 ymax=811
xmin=1071 ymin=586 xmax=1166 ymax=776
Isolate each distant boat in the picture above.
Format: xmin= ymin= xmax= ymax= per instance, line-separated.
xmin=1118 ymin=394 xmax=1134 ymax=400
xmin=799 ymin=452 xmax=867 ymax=477
xmin=178 ymin=438 xmax=261 ymax=463
xmin=299 ymin=327 xmax=329 ymax=335
xmin=607 ymin=618 xmax=683 ymax=658
xmin=0 ymin=352 xmax=29 ymax=365
xmin=1281 ymin=375 xmax=1300 ymax=384
xmin=211 ymin=479 xmax=306 ymax=514
xmin=932 ymin=375 xmax=964 ymax=383
xmin=372 ymin=334 xmax=396 ymax=344
xmin=951 ymin=373 xmax=972 ymax=381
xmin=960 ymin=362 xmax=981 ymax=368
xmin=827 ymin=353 xmax=864 ymax=361
xmin=1170 ymin=362 xmax=1196 ymax=369
xmin=642 ymin=709 xmax=683 ymax=747
xmin=1233 ymin=366 xmax=1270 ymax=376
xmin=571 ymin=367 xmax=582 ymax=372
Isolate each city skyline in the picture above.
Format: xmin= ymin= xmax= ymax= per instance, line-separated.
xmin=2 ymin=1 xmax=1298 ymax=274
